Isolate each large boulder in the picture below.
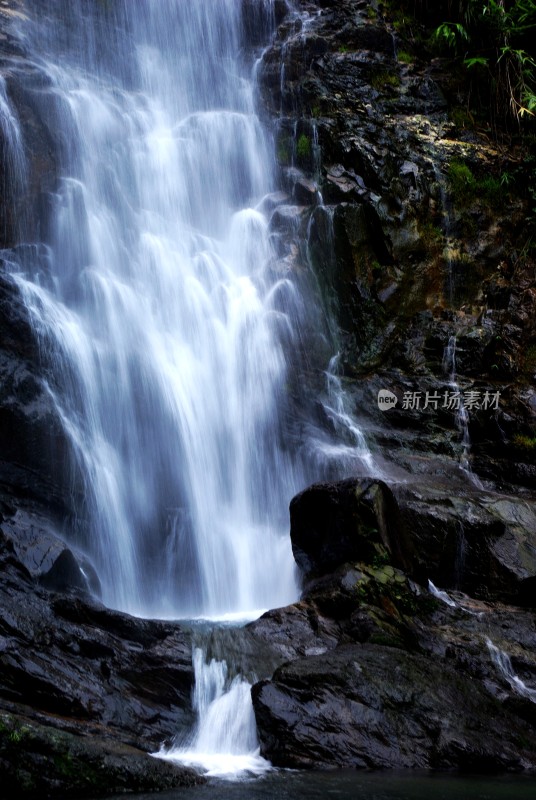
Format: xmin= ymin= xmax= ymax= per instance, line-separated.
xmin=0 ymin=711 xmax=201 ymax=799
xmin=252 ymin=643 xmax=536 ymax=771
xmin=290 ymin=477 xmax=536 ymax=606
xmin=0 ymin=531 xmax=195 ymax=760
xmin=290 ymin=478 xmax=409 ymax=577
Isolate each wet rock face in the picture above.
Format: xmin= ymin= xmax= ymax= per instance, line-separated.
xmin=394 ymin=483 xmax=536 ymax=605
xmin=252 ymin=471 xmax=536 ymax=772
xmin=258 ymin=0 xmax=535 ymax=492
xmin=252 ymin=643 xmax=536 ymax=771
xmin=252 ymin=476 xmax=536 ymax=773
xmin=0 ymin=525 xmax=199 ymax=794
xmin=0 ymin=710 xmax=202 ymax=799
xmin=0 ymin=274 xmax=77 ymax=518
xmin=0 ymin=569 xmax=195 ymax=752
xmin=290 ymin=478 xmax=409 ymax=577
xmin=290 ymin=477 xmax=536 ymax=607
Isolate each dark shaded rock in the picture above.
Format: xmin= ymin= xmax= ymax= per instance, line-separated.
xmin=258 ymin=0 xmax=536 ymax=497
xmin=290 ymin=478 xmax=410 ymax=578
xmin=240 ymin=0 xmax=289 ymax=48
xmin=0 ymin=534 xmax=195 ymax=755
xmin=291 ymin=475 xmax=536 ymax=606
xmin=393 ymin=483 xmax=536 ymax=606
xmin=0 ymin=275 xmax=77 ymax=516
xmin=248 ymin=601 xmax=340 ymax=663
xmin=252 ymin=643 xmax=536 ymax=771
xmin=0 ymin=508 xmax=100 ymax=597
xmin=39 ymin=549 xmax=92 ymax=594
xmin=0 ymin=710 xmax=202 ymax=799
xmin=292 ymin=174 xmax=319 ymax=205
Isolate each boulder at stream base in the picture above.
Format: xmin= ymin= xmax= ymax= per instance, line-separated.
xmin=0 ymin=711 xmax=200 ymax=798
xmin=290 ymin=478 xmax=409 ymax=577
xmin=290 ymin=477 xmax=536 ymax=606
xmin=252 ymin=643 xmax=536 ymax=770
xmin=250 ymin=475 xmax=536 ymax=772
xmin=0 ymin=522 xmax=203 ymax=797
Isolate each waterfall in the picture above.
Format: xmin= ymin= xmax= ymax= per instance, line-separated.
xmin=428 ymin=579 xmax=458 ymax=608
xmin=0 ymin=0 xmax=346 ymax=618
xmin=442 ymin=335 xmax=483 ymax=488
xmin=0 ymin=0 xmax=374 ymax=619
xmin=156 ymin=646 xmax=270 ymax=779
xmin=0 ymin=2 xmax=376 ymax=772
xmin=487 ymin=639 xmax=536 ymax=703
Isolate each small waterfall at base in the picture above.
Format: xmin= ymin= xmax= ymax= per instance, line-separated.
xmin=156 ymin=646 xmax=270 ymax=779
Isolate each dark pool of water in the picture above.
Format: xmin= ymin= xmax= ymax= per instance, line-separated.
xmin=101 ymin=769 xmax=535 ymax=800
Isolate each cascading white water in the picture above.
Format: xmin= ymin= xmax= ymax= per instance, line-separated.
xmin=0 ymin=0 xmax=373 ymax=778
xmin=486 ymin=639 xmax=536 ymax=703
xmin=0 ymin=73 xmax=27 ymax=210
xmin=2 ymin=0 xmax=321 ymax=618
xmin=427 ymin=579 xmax=458 ymax=608
xmin=156 ymin=646 xmax=270 ymax=778
xmin=443 ymin=335 xmax=483 ymax=488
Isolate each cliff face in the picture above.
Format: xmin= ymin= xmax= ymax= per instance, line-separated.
xmin=249 ymin=0 xmax=536 ymax=771
xmin=257 ymin=0 xmax=536 ymax=492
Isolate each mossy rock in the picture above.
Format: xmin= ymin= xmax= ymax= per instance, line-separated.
xmin=0 ymin=711 xmax=202 ymax=798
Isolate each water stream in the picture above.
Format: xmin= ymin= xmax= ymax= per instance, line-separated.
xmin=0 ymin=0 xmax=373 ymax=779
xmin=156 ymin=646 xmax=270 ymax=779
xmin=0 ymin=0 xmax=355 ymax=619
xmin=442 ymin=335 xmax=483 ymax=487
xmin=486 ymin=639 xmax=536 ymax=703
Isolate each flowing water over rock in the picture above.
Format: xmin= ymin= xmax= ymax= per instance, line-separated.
xmin=487 ymin=639 xmax=536 ymax=703
xmin=0 ymin=0 xmax=374 ymax=779
xmin=0 ymin=0 xmax=370 ymax=618
xmin=156 ymin=646 xmax=271 ymax=779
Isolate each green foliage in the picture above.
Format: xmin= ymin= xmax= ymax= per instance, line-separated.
xmin=432 ymin=0 xmax=536 ymax=127
xmin=354 ymin=578 xmax=370 ymax=603
xmin=276 ymin=134 xmax=291 ymax=164
xmin=449 ymin=105 xmax=475 ymax=128
xmin=397 ymin=50 xmax=414 ymax=64
xmin=296 ymin=134 xmax=311 ymax=159
xmin=371 ymin=70 xmax=401 ymax=91
xmin=419 ymin=222 xmax=444 ymax=253
xmin=447 ymin=159 xmax=506 ymax=206
xmin=500 ymin=169 xmax=514 ymax=186
xmin=433 ymin=21 xmax=469 ymax=49
xmin=478 ymin=174 xmax=504 ymax=196
xmin=513 ymin=433 xmax=536 ymax=449
xmin=371 ymin=550 xmax=390 ymax=569
xmin=448 ymin=160 xmax=475 ymax=201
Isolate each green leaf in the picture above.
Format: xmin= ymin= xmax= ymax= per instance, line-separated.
xmin=464 ymin=56 xmax=489 ymax=69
